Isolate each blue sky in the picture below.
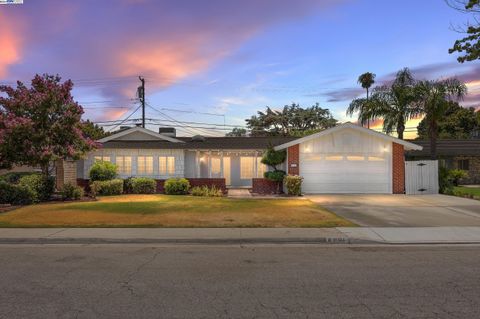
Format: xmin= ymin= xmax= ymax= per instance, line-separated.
xmin=0 ymin=0 xmax=478 ymax=137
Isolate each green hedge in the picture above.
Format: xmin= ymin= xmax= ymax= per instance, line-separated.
xmin=89 ymin=161 xmax=117 ymax=181
xmin=130 ymin=177 xmax=156 ymax=194
xmin=60 ymin=182 xmax=84 ymax=200
xmin=90 ymin=179 xmax=124 ymax=196
xmin=164 ymin=178 xmax=190 ymax=195
xmin=0 ymin=181 xmax=36 ymax=205
xmin=18 ymin=174 xmax=55 ymax=202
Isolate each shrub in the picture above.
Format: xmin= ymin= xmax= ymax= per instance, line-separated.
xmin=164 ymin=178 xmax=190 ymax=195
xmin=130 ymin=177 xmax=156 ymax=194
xmin=18 ymin=174 xmax=55 ymax=202
xmin=123 ymin=177 xmax=134 ymax=194
xmin=90 ymin=179 xmax=124 ymax=196
xmin=284 ymin=175 xmax=303 ymax=196
xmin=448 ymin=169 xmax=468 ymax=186
xmin=0 ymin=181 xmax=36 ymax=205
xmin=60 ymin=182 xmax=84 ymax=200
xmin=439 ymin=166 xmax=453 ymax=194
xmin=89 ymin=161 xmax=117 ymax=181
xmin=0 ymin=172 xmax=37 ymax=184
xmin=264 ymin=170 xmax=286 ymax=182
xmin=191 ymin=185 xmax=223 ymax=197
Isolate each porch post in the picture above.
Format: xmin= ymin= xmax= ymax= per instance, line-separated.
xmin=254 ymin=151 xmax=258 ymax=178
xmin=196 ymin=150 xmax=200 ymax=178
xmin=208 ymin=150 xmax=212 ymax=178
xmin=220 ymin=151 xmax=224 ymax=178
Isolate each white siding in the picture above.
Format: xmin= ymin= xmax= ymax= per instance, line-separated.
xmin=82 ymin=149 xmax=185 ymax=179
xmin=300 ymin=128 xmax=392 ymax=193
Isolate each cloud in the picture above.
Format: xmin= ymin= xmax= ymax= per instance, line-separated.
xmin=1 ymin=0 xmax=345 ymax=120
xmin=322 ymin=87 xmax=364 ymax=102
xmin=0 ymin=12 xmax=23 ymax=78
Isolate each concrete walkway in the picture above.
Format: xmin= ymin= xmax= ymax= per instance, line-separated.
xmin=227 ymin=188 xmax=252 ymax=198
xmin=1 ymin=227 xmax=480 ymax=244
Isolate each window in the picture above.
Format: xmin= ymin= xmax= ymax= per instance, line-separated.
xmin=346 ymin=156 xmax=365 ymax=161
xmin=211 ymin=158 xmax=221 ymax=175
xmin=116 ymin=156 xmax=132 ymax=175
xmin=159 ymin=156 xmax=175 ymax=175
xmin=257 ymin=157 xmax=267 ymax=178
xmin=458 ymin=159 xmax=470 ymax=171
xmin=94 ymin=156 xmax=111 ymax=162
xmin=137 ymin=156 xmax=153 ymax=175
xmin=325 ymin=155 xmax=343 ymax=161
xmin=240 ymin=157 xmax=254 ymax=179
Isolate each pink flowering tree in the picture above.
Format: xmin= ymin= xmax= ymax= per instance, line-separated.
xmin=0 ymin=74 xmax=99 ymax=178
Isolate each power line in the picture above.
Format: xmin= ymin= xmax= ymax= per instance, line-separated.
xmin=107 ymin=104 xmax=142 ymax=132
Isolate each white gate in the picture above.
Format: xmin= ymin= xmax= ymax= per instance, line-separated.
xmin=405 ymin=160 xmax=439 ymax=195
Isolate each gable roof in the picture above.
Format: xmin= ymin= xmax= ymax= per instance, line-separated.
xmin=98 ymin=127 xmax=185 ymax=144
xmin=273 ymin=122 xmax=423 ymax=151
xmin=101 ymin=136 xmax=297 ymax=150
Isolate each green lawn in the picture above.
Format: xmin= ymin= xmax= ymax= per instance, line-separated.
xmin=0 ymin=194 xmax=355 ymax=228
xmin=453 ymin=186 xmax=480 ymax=200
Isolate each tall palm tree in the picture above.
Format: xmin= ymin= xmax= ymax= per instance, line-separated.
xmin=347 ymin=68 xmax=418 ymax=139
xmin=415 ymin=78 xmax=467 ymax=159
xmin=355 ymin=72 xmax=376 ymax=128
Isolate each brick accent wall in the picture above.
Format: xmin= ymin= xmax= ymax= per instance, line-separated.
xmin=77 ymin=178 xmax=226 ymax=194
xmin=392 ymin=142 xmax=405 ymax=194
xmin=252 ymin=178 xmax=281 ymax=194
xmin=287 ymin=144 xmax=300 ymax=175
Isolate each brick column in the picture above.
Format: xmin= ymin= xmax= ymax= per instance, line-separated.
xmin=287 ymin=144 xmax=299 ymax=175
xmin=55 ymin=159 xmax=77 ymax=190
xmin=392 ymin=142 xmax=405 ymax=194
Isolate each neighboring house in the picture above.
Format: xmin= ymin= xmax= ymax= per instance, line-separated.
xmin=73 ymin=122 xmax=422 ymax=194
xmin=406 ymin=140 xmax=480 ymax=184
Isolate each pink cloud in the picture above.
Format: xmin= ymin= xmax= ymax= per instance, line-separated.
xmin=0 ymin=12 xmax=23 ymax=78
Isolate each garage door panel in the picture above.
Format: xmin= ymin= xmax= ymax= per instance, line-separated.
xmin=300 ymin=152 xmax=391 ymax=194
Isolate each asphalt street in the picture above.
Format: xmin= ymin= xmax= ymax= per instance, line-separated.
xmin=1 ymin=244 xmax=479 ymax=318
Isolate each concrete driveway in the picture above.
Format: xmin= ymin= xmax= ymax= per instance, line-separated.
xmin=307 ymin=194 xmax=480 ymax=227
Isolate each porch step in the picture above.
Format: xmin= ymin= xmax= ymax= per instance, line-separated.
xmin=227 ymin=188 xmax=252 ymax=198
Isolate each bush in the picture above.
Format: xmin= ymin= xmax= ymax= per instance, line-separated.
xmin=123 ymin=177 xmax=134 ymax=194
xmin=60 ymin=182 xmax=84 ymax=200
xmin=90 ymin=179 xmax=123 ymax=196
xmin=284 ymin=175 xmax=303 ymax=196
xmin=191 ymin=185 xmax=223 ymax=197
xmin=130 ymin=177 xmax=156 ymax=194
xmin=164 ymin=178 xmax=190 ymax=195
xmin=89 ymin=161 xmax=117 ymax=181
xmin=439 ymin=166 xmax=453 ymax=194
xmin=18 ymin=174 xmax=55 ymax=202
xmin=0 ymin=181 xmax=36 ymax=205
xmin=448 ymin=169 xmax=468 ymax=186
xmin=264 ymin=170 xmax=286 ymax=182
xmin=0 ymin=172 xmax=37 ymax=184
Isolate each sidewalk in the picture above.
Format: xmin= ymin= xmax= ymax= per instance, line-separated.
xmin=1 ymin=227 xmax=480 ymax=244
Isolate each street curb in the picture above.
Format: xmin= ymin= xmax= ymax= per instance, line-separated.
xmin=0 ymin=237 xmax=361 ymax=245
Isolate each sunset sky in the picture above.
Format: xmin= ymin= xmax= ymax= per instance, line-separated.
xmin=0 ymin=0 xmax=479 ymax=138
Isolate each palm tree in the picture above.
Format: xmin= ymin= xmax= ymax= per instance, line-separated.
xmin=347 ymin=68 xmax=418 ymax=139
xmin=354 ymin=72 xmax=376 ymax=128
xmin=415 ymin=78 xmax=467 ymax=159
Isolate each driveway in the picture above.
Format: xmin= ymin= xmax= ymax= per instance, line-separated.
xmin=307 ymin=194 xmax=480 ymax=227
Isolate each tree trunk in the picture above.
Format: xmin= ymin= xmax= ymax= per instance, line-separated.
xmin=397 ymin=121 xmax=405 ymax=140
xmin=366 ymin=88 xmax=370 ymax=129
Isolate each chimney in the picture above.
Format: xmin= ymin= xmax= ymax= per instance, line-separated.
xmin=159 ymin=127 xmax=176 ymax=137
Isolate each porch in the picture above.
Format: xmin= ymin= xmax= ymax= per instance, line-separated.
xmin=185 ymin=150 xmax=269 ymax=188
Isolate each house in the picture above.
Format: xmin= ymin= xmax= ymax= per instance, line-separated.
xmin=406 ymin=140 xmax=480 ymax=184
xmin=71 ymin=122 xmax=423 ymax=194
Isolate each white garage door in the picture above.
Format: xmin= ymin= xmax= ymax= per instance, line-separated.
xmin=301 ymin=154 xmax=391 ymax=193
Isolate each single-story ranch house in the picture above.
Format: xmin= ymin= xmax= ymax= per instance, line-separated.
xmin=64 ymin=122 xmax=423 ymax=194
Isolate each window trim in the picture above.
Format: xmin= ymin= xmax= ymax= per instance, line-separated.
xmin=137 ymin=156 xmax=154 ymax=175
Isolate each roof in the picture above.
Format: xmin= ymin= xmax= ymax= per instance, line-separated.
xmin=98 ymin=126 xmax=185 ymax=144
xmin=274 ymin=122 xmax=423 ymax=151
xmin=101 ymin=136 xmax=298 ymax=150
xmin=406 ymin=139 xmax=480 ymax=157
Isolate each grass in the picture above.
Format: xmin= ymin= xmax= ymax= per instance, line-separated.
xmin=0 ymin=194 xmax=355 ymax=228
xmin=453 ymin=186 xmax=480 ymax=200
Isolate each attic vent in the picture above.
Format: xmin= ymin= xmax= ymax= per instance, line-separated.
xmin=191 ymin=135 xmax=206 ymax=142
